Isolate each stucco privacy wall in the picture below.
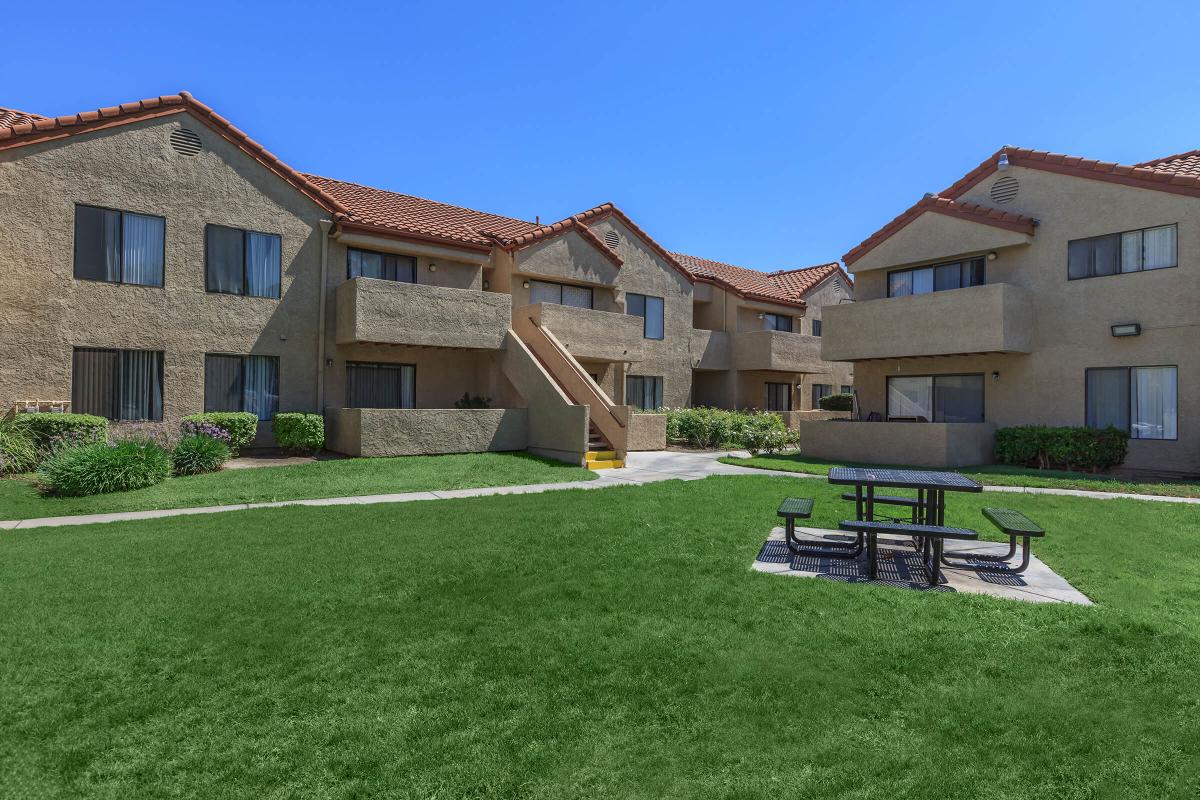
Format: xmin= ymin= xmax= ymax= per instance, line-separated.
xmin=326 ymin=407 xmax=528 ymax=457
xmin=325 ymin=344 xmax=521 ymax=411
xmin=798 ymin=420 xmax=996 ymax=468
xmin=0 ymin=113 xmax=328 ymax=433
xmin=627 ymin=413 xmax=667 ymax=451
xmin=844 ymin=165 xmax=1200 ymax=474
xmin=499 ymin=332 xmax=589 ymax=464
xmin=335 ymin=277 xmax=511 ymax=349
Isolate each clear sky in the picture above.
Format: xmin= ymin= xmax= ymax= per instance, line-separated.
xmin=6 ymin=1 xmax=1200 ymax=271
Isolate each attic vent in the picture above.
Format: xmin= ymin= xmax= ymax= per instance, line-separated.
xmin=603 ymin=230 xmax=620 ymax=250
xmin=990 ymin=176 xmax=1019 ymax=204
xmin=169 ymin=128 xmax=202 ymax=156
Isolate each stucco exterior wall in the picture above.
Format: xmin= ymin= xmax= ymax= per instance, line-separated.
xmin=840 ymin=166 xmax=1200 ymax=474
xmin=335 ymin=277 xmax=511 ymax=349
xmin=326 ymin=407 xmax=528 ymax=457
xmin=627 ymin=413 xmax=667 ymax=451
xmin=798 ymin=420 xmax=996 ymax=468
xmin=499 ymin=332 xmax=589 ymax=464
xmin=0 ymin=113 xmax=328 ymax=435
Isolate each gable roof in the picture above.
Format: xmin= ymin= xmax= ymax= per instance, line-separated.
xmin=843 ymin=144 xmax=1200 ymax=265
xmin=672 ymin=252 xmax=847 ymax=308
xmin=572 ymin=204 xmax=695 ymax=282
xmin=305 ymin=173 xmax=539 ymax=252
xmin=0 ymin=92 xmax=348 ymax=216
xmin=0 ymin=106 xmax=47 ymax=128
xmin=484 ymin=210 xmax=625 ymax=268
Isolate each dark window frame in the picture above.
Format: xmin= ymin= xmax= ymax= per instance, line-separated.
xmin=887 ymin=257 xmax=986 ymax=298
xmin=765 ymin=382 xmax=792 ymax=412
xmin=762 ymin=313 xmax=793 ymax=333
xmin=345 ymin=361 xmax=417 ymax=409
xmin=205 ymin=224 xmax=283 ymax=298
xmin=527 ymin=278 xmax=594 ymax=309
xmin=885 ymin=372 xmax=986 ymax=423
xmin=73 ymin=203 xmax=167 ymax=288
xmin=811 ymin=382 xmax=833 ymax=409
xmin=345 ymin=246 xmax=418 ymax=284
xmin=71 ymin=346 xmax=165 ymax=421
xmin=1067 ymin=223 xmax=1178 ymax=281
xmin=625 ymin=374 xmax=664 ymax=410
xmin=627 ymin=293 xmax=666 ymax=340
xmin=811 ymin=319 xmax=822 ymax=337
xmin=1084 ymin=365 xmax=1179 ymax=441
xmin=203 ymin=353 xmax=280 ymax=421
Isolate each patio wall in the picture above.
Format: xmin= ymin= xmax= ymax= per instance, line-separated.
xmin=628 ymin=413 xmax=667 ymax=451
xmin=777 ymin=410 xmax=850 ymax=428
xmin=796 ymin=420 xmax=996 ymax=468
xmin=326 ymin=408 xmax=528 ymax=457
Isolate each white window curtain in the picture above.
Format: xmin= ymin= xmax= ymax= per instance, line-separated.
xmin=1120 ymin=231 xmax=1143 ymax=273
xmin=121 ymin=213 xmax=164 ymax=286
xmin=1131 ymin=366 xmax=1177 ymax=439
xmin=118 ymin=350 xmax=163 ymax=421
xmin=246 ymin=233 xmax=281 ymax=298
xmin=101 ymin=209 xmax=122 ymax=282
xmin=887 ymin=377 xmax=933 ymax=421
xmin=243 ymin=356 xmax=279 ymax=421
xmin=1143 ymin=226 xmax=1176 ymax=270
xmin=911 ymin=267 xmax=934 ymax=295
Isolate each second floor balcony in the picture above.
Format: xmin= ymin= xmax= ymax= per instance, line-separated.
xmin=733 ymin=329 xmax=825 ymax=373
xmin=522 ymin=302 xmax=645 ymax=362
xmin=821 ymin=282 xmax=1035 ymax=361
xmin=335 ymin=277 xmax=511 ymax=350
xmin=690 ymin=328 xmax=731 ymax=371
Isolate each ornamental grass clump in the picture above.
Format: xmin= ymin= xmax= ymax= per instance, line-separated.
xmin=171 ymin=434 xmax=232 ymax=476
xmin=0 ymin=422 xmax=39 ymax=475
xmin=37 ymin=433 xmax=172 ymax=496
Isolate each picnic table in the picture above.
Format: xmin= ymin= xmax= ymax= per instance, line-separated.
xmin=827 ymin=467 xmax=983 ymax=583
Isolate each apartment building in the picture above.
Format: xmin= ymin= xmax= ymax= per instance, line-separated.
xmin=0 ymin=92 xmax=851 ymax=465
xmin=819 ymin=147 xmax=1199 ymax=476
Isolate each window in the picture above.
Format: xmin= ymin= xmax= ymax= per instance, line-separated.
xmin=72 ymin=347 xmax=163 ymax=421
xmin=346 ymin=362 xmax=416 ymax=409
xmin=1086 ymin=366 xmax=1177 ymax=440
xmin=811 ymin=319 xmax=822 ymax=337
xmin=1068 ymin=225 xmax=1177 ymax=280
xmin=74 ymin=205 xmax=165 ymax=286
xmin=347 ymin=247 xmax=416 ymax=283
xmin=204 ymin=354 xmax=279 ymax=421
xmin=810 ymin=383 xmax=833 ymax=409
xmin=626 ymin=293 xmax=665 ymax=339
xmin=886 ymin=374 xmax=984 ymax=422
xmin=840 ymin=385 xmax=853 ymax=395
xmin=625 ymin=375 xmax=663 ymax=410
xmin=206 ymin=225 xmax=282 ymax=297
xmin=888 ymin=258 xmax=985 ymax=297
xmin=765 ymin=382 xmax=792 ymax=412
xmin=529 ymin=279 xmax=592 ymax=309
xmin=762 ymin=313 xmax=793 ymax=332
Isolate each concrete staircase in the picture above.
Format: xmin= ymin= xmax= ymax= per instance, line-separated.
xmin=585 ymin=423 xmax=624 ymax=470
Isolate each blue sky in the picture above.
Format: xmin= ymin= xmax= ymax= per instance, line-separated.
xmin=6 ymin=1 xmax=1200 ymax=270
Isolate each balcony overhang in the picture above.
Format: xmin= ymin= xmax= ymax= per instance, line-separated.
xmin=733 ymin=330 xmax=825 ymax=373
xmin=336 ymin=277 xmax=511 ymax=349
xmin=522 ymin=302 xmax=644 ymax=362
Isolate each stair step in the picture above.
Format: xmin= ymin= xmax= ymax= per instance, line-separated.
xmin=587 ymin=459 xmax=624 ymax=470
xmin=586 ymin=450 xmax=618 ymax=461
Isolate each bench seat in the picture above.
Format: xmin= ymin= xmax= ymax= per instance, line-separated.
xmin=777 ymin=498 xmax=814 ymax=519
xmin=839 ymin=520 xmax=978 ymax=541
xmin=982 ymin=507 xmax=1045 ymax=537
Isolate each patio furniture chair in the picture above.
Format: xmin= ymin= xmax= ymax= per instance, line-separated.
xmin=941 ymin=508 xmax=1044 ymax=574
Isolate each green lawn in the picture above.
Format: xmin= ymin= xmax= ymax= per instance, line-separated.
xmin=720 ymin=453 xmax=1200 ymax=497
xmin=0 ymin=452 xmax=595 ymax=520
xmin=3 ymin=476 xmax=1199 ymax=798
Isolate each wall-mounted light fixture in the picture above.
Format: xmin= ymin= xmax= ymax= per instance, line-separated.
xmin=325 ymin=358 xmax=334 ymax=367
xmin=428 ymin=263 xmax=437 ymax=272
xmin=522 ymin=280 xmax=530 ymax=289
xmin=986 ymin=251 xmax=998 ymax=261
xmin=482 ymin=279 xmax=490 ymax=290
xmin=1111 ymin=322 xmax=1141 ymax=337
xmin=756 ymin=312 xmax=765 ymax=320
xmin=991 ymin=371 xmax=1000 ymax=382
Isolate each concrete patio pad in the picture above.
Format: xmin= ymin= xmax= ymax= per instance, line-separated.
xmin=753 ymin=525 xmax=1091 ymax=605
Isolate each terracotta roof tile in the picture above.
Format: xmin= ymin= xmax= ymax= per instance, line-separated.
xmin=672 ymin=253 xmax=847 ymax=308
xmin=304 ymin=174 xmax=538 ymax=250
xmin=486 ymin=212 xmax=624 ymax=267
xmin=572 ymin=204 xmax=695 ymax=282
xmin=0 ymin=106 xmax=47 ymax=128
xmin=1137 ymin=149 xmax=1200 ymax=178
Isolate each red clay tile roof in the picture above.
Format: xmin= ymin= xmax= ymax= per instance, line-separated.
xmin=305 ymin=174 xmax=539 ymax=252
xmin=1136 ymin=149 xmax=1200 ymax=178
xmin=572 ymin=204 xmax=695 ymax=282
xmin=485 ymin=212 xmax=625 ymax=267
xmin=672 ymin=253 xmax=847 ymax=308
xmin=0 ymin=106 xmax=47 ymax=128
xmin=0 ymin=92 xmax=348 ymax=216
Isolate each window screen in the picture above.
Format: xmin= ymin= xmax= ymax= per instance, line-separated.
xmin=627 ymin=293 xmax=665 ymax=339
xmin=887 ymin=375 xmax=983 ymax=422
xmin=346 ymin=362 xmax=416 ymax=409
xmin=625 ymin=375 xmax=663 ymax=410
xmin=74 ymin=205 xmax=164 ymax=286
xmin=347 ymin=248 xmax=416 ymax=283
xmin=765 ymin=382 xmax=791 ymax=411
xmin=763 ymin=313 xmax=793 ymax=332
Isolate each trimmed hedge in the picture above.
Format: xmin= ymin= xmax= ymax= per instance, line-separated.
xmin=0 ymin=423 xmax=39 ymax=474
xmin=818 ymin=392 xmax=854 ymax=412
xmin=994 ymin=425 xmax=1129 ymax=473
xmin=172 ymin=434 xmax=231 ymax=476
xmin=10 ymin=413 xmax=108 ymax=456
xmin=664 ymin=407 xmax=800 ymax=454
xmin=181 ymin=412 xmax=258 ymax=451
xmin=38 ymin=439 xmax=172 ymax=496
xmin=273 ymin=413 xmax=325 ymax=454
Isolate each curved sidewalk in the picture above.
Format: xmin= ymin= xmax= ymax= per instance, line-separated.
xmin=2 ymin=450 xmax=1195 ymax=531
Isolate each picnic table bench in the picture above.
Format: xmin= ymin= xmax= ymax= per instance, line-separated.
xmin=840 ymin=519 xmax=978 ymax=584
xmin=941 ymin=507 xmax=1046 ymax=574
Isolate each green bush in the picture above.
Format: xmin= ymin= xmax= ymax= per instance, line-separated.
xmin=732 ymin=412 xmax=801 ymax=456
xmin=273 ymin=413 xmax=325 ymax=454
xmin=665 ymin=407 xmax=740 ymax=449
xmin=0 ymin=422 xmax=39 ymax=474
xmin=818 ymin=392 xmax=854 ymax=412
xmin=171 ymin=434 xmax=231 ymax=476
xmin=453 ymin=393 xmax=492 ymax=409
xmin=38 ymin=438 xmax=172 ymax=496
xmin=994 ymin=425 xmax=1129 ymax=473
xmin=10 ymin=413 xmax=108 ymax=457
xmin=181 ymin=412 xmax=258 ymax=452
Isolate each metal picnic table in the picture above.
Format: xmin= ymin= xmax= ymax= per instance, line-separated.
xmin=826 ymin=467 xmax=983 ymax=582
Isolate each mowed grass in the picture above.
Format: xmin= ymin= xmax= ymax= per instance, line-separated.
xmin=720 ymin=453 xmax=1200 ymax=498
xmin=3 ymin=475 xmax=1200 ymax=798
xmin=0 ymin=452 xmax=595 ymax=520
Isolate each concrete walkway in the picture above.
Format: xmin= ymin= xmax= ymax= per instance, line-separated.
xmin=2 ymin=450 xmax=1195 ymax=531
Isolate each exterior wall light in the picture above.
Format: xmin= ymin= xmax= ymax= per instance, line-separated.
xmin=1111 ymin=323 xmax=1141 ymax=337
xmin=522 ymin=280 xmax=530 ymax=289
xmin=757 ymin=312 xmax=765 ymax=320
xmin=482 ymin=279 xmax=490 ymax=290
xmin=992 ymin=371 xmax=1000 ymax=382
xmin=428 ymin=263 xmax=437 ymax=272
xmin=986 ymin=252 xmax=997 ymax=261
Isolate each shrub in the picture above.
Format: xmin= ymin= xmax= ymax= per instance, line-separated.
xmin=171 ymin=434 xmax=231 ymax=476
xmin=994 ymin=425 xmax=1129 ymax=473
xmin=454 ymin=393 xmax=492 ymax=409
xmin=665 ymin=407 xmax=740 ymax=449
xmin=818 ymin=392 xmax=854 ymax=412
xmin=273 ymin=412 xmax=325 ymax=454
xmin=38 ymin=436 xmax=171 ymax=496
xmin=0 ymin=423 xmax=39 ymax=474
xmin=732 ymin=411 xmax=801 ymax=456
xmin=10 ymin=413 xmax=108 ymax=457
xmin=181 ymin=412 xmax=258 ymax=452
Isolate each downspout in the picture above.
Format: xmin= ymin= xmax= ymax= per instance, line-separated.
xmin=316 ymin=219 xmax=333 ymax=413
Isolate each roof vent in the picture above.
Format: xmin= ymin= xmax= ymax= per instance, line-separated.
xmin=990 ymin=176 xmax=1019 ymax=204
xmin=604 ymin=230 xmax=620 ymax=250
xmin=169 ymin=128 xmax=202 ymax=156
